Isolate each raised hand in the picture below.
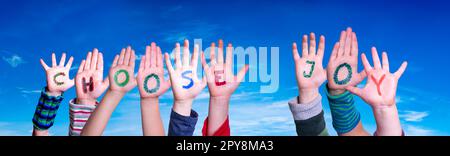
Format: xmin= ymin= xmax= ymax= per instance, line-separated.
xmin=346 ymin=47 xmax=407 ymax=108
xmin=201 ymin=39 xmax=248 ymax=99
xmin=346 ymin=47 xmax=407 ymax=136
xmin=293 ymin=33 xmax=327 ymax=103
xmin=109 ymin=46 xmax=137 ymax=92
xmin=75 ymin=49 xmax=109 ymax=104
xmin=165 ymin=39 xmax=206 ymax=116
xmin=326 ymin=28 xmax=366 ymax=94
xmin=40 ymin=53 xmax=75 ymax=95
xmin=137 ymin=42 xmax=171 ymax=98
xmin=165 ymin=39 xmax=206 ymax=100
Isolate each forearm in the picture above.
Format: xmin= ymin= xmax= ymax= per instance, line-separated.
xmin=172 ymin=99 xmax=194 ymax=116
xmin=372 ymin=105 xmax=402 ymax=136
xmin=141 ymin=98 xmax=165 ymax=136
xmin=81 ymin=90 xmax=124 ymax=136
xmin=206 ymin=96 xmax=230 ymax=136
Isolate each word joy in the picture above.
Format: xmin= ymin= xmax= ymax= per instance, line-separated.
xmin=371 ymin=74 xmax=386 ymax=96
xmin=303 ymin=60 xmax=315 ymax=78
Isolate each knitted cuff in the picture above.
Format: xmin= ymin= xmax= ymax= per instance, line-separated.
xmin=69 ymin=99 xmax=97 ymax=136
xmin=288 ymin=94 xmax=323 ymax=121
xmin=326 ymin=85 xmax=361 ymax=134
xmin=32 ymin=87 xmax=64 ymax=130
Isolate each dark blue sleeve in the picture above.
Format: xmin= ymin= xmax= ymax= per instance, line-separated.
xmin=168 ymin=109 xmax=198 ymax=136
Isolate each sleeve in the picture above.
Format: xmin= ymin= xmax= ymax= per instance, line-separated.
xmin=68 ymin=99 xmax=97 ymax=136
xmin=32 ymin=87 xmax=64 ymax=131
xmin=201 ymin=116 xmax=230 ymax=136
xmin=325 ymin=85 xmax=361 ymax=134
xmin=168 ymin=109 xmax=198 ymax=136
xmin=288 ymin=94 xmax=329 ymax=136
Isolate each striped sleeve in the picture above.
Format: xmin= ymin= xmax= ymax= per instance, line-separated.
xmin=69 ymin=99 xmax=97 ymax=136
xmin=288 ymin=94 xmax=329 ymax=136
xmin=325 ymin=85 xmax=361 ymax=134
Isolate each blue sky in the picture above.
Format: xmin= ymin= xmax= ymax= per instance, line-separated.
xmin=0 ymin=0 xmax=449 ymax=135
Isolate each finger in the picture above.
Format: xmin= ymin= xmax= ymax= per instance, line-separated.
xmin=91 ymin=48 xmax=99 ymax=70
xmin=85 ymin=52 xmax=92 ymax=70
xmin=100 ymin=78 xmax=110 ymax=93
xmin=118 ymin=48 xmax=125 ymax=65
xmin=59 ymin=53 xmax=66 ymax=66
xmin=124 ymin=46 xmax=131 ymax=65
xmin=292 ymin=42 xmax=300 ymax=61
xmin=139 ymin=56 xmax=146 ymax=71
xmin=157 ymin=46 xmax=163 ymax=67
xmin=151 ymin=42 xmax=157 ymax=67
xmin=236 ymin=65 xmax=249 ymax=83
xmin=338 ymin=30 xmax=346 ymax=56
xmin=344 ymin=27 xmax=352 ymax=56
xmin=40 ymin=59 xmax=50 ymax=70
xmin=78 ymin=59 xmax=85 ymax=73
xmin=210 ymin=42 xmax=217 ymax=66
xmin=112 ymin=55 xmax=119 ymax=67
xmin=175 ymin=43 xmax=182 ymax=69
xmin=382 ymin=52 xmax=389 ymax=72
xmin=301 ymin=35 xmax=308 ymax=57
xmin=394 ymin=61 xmax=408 ymax=79
xmin=217 ymin=39 xmax=224 ymax=64
xmin=225 ymin=43 xmax=233 ymax=70
xmin=345 ymin=86 xmax=363 ymax=97
xmin=191 ymin=44 xmax=199 ymax=68
xmin=97 ymin=52 xmax=104 ymax=71
xmin=201 ymin=51 xmax=210 ymax=71
xmin=145 ymin=45 xmax=151 ymax=68
xmin=309 ymin=33 xmax=316 ymax=55
xmin=351 ymin=32 xmax=358 ymax=57
xmin=330 ymin=42 xmax=339 ymax=60
xmin=371 ymin=47 xmax=382 ymax=69
xmin=164 ymin=53 xmax=175 ymax=74
xmin=67 ymin=79 xmax=75 ymax=89
xmin=130 ymin=49 xmax=136 ymax=67
xmin=65 ymin=56 xmax=74 ymax=69
xmin=317 ymin=35 xmax=325 ymax=59
xmin=361 ymin=53 xmax=373 ymax=73
xmin=51 ymin=53 xmax=57 ymax=67
xmin=182 ymin=39 xmax=190 ymax=67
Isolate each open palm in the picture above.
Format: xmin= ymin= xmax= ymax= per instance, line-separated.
xmin=293 ymin=33 xmax=326 ymax=90
xmin=108 ymin=46 xmax=137 ymax=92
xmin=201 ymin=40 xmax=248 ymax=98
xmin=40 ymin=53 xmax=74 ymax=94
xmin=165 ymin=39 xmax=206 ymax=101
xmin=346 ymin=47 xmax=407 ymax=108
xmin=137 ymin=42 xmax=171 ymax=98
xmin=327 ymin=28 xmax=366 ymax=91
xmin=75 ymin=49 xmax=109 ymax=100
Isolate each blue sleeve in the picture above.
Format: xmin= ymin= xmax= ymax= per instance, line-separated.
xmin=168 ymin=109 xmax=198 ymax=136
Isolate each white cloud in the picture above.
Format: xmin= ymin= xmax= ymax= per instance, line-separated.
xmin=399 ymin=111 xmax=429 ymax=122
xmin=404 ymin=125 xmax=434 ymax=136
xmin=3 ymin=54 xmax=25 ymax=67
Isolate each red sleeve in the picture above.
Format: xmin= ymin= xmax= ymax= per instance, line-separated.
xmin=202 ymin=116 xmax=230 ymax=136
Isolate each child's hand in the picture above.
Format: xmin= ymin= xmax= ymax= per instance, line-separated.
xmin=137 ymin=42 xmax=171 ymax=99
xmin=165 ymin=39 xmax=206 ymax=101
xmin=326 ymin=28 xmax=366 ymax=95
xmin=75 ymin=49 xmax=109 ymax=104
xmin=108 ymin=46 xmax=137 ymax=93
xmin=293 ymin=33 xmax=327 ymax=103
xmin=346 ymin=47 xmax=407 ymax=109
xmin=40 ymin=53 xmax=75 ymax=95
xmin=201 ymin=40 xmax=248 ymax=100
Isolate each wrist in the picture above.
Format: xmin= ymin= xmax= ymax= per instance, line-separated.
xmin=372 ymin=104 xmax=402 ymax=136
xmin=173 ymin=99 xmax=194 ymax=116
xmin=326 ymin=83 xmax=345 ymax=96
xmin=46 ymin=87 xmax=62 ymax=96
xmin=141 ymin=97 xmax=159 ymax=104
xmin=75 ymin=98 xmax=97 ymax=106
xmin=298 ymin=88 xmax=319 ymax=103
